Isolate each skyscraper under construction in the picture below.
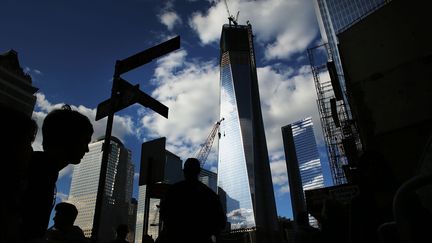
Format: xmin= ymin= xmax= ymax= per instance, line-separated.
xmin=217 ymin=23 xmax=279 ymax=242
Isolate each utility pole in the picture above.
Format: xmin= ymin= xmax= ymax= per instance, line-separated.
xmin=92 ymin=36 xmax=180 ymax=243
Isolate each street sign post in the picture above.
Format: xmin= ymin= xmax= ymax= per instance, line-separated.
xmin=96 ymin=77 xmax=168 ymax=120
xmin=92 ymin=36 xmax=180 ymax=243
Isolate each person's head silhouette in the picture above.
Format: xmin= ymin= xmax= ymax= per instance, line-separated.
xmin=183 ymin=158 xmax=201 ymax=181
xmin=42 ymin=105 xmax=93 ymax=168
xmin=115 ymin=224 xmax=129 ymax=240
xmin=53 ymin=202 xmax=78 ymax=230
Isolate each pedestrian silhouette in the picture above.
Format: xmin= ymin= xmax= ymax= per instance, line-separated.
xmin=0 ymin=104 xmax=37 ymax=243
xmin=348 ymin=150 xmax=398 ymax=243
xmin=109 ymin=224 xmax=129 ymax=243
xmin=45 ymin=202 xmax=88 ymax=243
xmin=159 ymin=158 xmax=226 ymax=243
xmin=21 ymin=105 xmax=93 ymax=242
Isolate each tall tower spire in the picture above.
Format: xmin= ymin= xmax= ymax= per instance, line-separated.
xmin=217 ymin=23 xmax=279 ymax=243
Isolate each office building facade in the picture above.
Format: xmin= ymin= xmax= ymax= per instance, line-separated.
xmin=282 ymin=117 xmax=324 ymax=226
xmin=314 ymin=0 xmax=386 ymax=93
xmin=199 ymin=168 xmax=217 ymax=192
xmin=0 ymin=50 xmax=38 ymax=117
xmin=68 ymin=137 xmax=134 ymax=242
xmin=217 ymin=23 xmax=278 ymax=241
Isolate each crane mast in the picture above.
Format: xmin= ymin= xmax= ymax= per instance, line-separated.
xmin=195 ymin=118 xmax=224 ymax=167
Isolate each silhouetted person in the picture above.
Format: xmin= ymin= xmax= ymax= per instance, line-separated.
xmin=0 ymin=105 xmax=37 ymax=243
xmin=320 ymin=198 xmax=348 ymax=243
xmin=22 ymin=105 xmax=93 ymax=242
xmin=142 ymin=234 xmax=154 ymax=243
xmin=159 ymin=158 xmax=226 ymax=243
xmin=109 ymin=224 xmax=129 ymax=243
xmin=45 ymin=202 xmax=88 ymax=243
xmin=348 ymin=150 xmax=398 ymax=243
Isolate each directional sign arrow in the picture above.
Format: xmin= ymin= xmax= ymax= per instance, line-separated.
xmin=115 ymin=35 xmax=180 ymax=76
xmin=96 ymin=78 xmax=168 ymax=120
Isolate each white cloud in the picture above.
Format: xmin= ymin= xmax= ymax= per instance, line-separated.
xmin=270 ymin=160 xmax=289 ymax=195
xmin=56 ymin=191 xmax=69 ymax=202
xmin=257 ymin=65 xmax=323 ymax=156
xmin=189 ymin=0 xmax=318 ymax=60
xmin=34 ymin=69 xmax=42 ymax=75
xmin=159 ymin=11 xmax=182 ymax=30
xmin=139 ymin=50 xmax=220 ymax=166
xmin=136 ymin=48 xmax=322 ymax=196
xmin=59 ymin=164 xmax=74 ymax=179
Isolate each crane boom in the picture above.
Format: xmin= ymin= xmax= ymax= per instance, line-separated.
xmin=223 ymin=0 xmax=238 ymax=25
xmin=195 ymin=118 xmax=224 ymax=167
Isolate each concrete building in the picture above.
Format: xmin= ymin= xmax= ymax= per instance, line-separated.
xmin=310 ymin=0 xmax=388 ymax=184
xmin=68 ymin=137 xmax=134 ymax=242
xmin=281 ymin=117 xmax=325 ymax=227
xmin=337 ymin=0 xmax=432 ymax=183
xmin=0 ymin=50 xmax=38 ymax=116
xmin=217 ymin=23 xmax=278 ymax=242
xmin=314 ymin=0 xmax=387 ymax=95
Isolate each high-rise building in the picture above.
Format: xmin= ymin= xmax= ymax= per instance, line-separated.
xmin=309 ymin=0 xmax=387 ymax=184
xmin=0 ymin=50 xmax=38 ymax=117
xmin=314 ymin=0 xmax=386 ymax=92
xmin=217 ymin=23 xmax=278 ymax=242
xmin=281 ymin=117 xmax=325 ymax=227
xmin=68 ymin=136 xmax=134 ymax=242
xmin=135 ymin=147 xmax=183 ymax=243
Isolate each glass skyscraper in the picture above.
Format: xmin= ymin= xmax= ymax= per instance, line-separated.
xmin=217 ymin=23 xmax=278 ymax=242
xmin=282 ymin=117 xmax=324 ymax=226
xmin=68 ymin=137 xmax=134 ymax=242
xmin=314 ymin=0 xmax=386 ymax=95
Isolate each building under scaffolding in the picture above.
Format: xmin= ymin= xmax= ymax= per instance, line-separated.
xmin=307 ymin=44 xmax=361 ymax=185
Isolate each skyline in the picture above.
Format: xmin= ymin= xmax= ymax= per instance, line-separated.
xmin=1 ymin=0 xmax=333 ymax=220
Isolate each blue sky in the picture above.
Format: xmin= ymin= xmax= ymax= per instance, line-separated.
xmin=1 ymin=0 xmax=332 ymax=221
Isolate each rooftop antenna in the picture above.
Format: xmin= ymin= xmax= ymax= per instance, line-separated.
xmin=223 ymin=0 xmax=239 ymax=25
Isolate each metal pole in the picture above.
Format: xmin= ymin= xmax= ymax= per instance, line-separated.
xmin=143 ymin=158 xmax=152 ymax=237
xmin=91 ymin=64 xmax=120 ymax=243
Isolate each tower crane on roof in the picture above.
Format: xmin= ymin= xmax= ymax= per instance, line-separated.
xmin=195 ymin=118 xmax=224 ymax=167
xmin=224 ymin=0 xmax=239 ymax=26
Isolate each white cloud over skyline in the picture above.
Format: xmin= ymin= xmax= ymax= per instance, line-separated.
xmin=30 ymin=43 xmax=323 ymax=195
xmin=189 ymin=0 xmax=318 ymax=60
xmin=159 ymin=11 xmax=182 ymax=31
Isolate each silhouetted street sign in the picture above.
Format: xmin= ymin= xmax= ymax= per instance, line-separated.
xmin=92 ymin=36 xmax=180 ymax=243
xmin=96 ymin=77 xmax=168 ymax=120
xmin=115 ymin=36 xmax=180 ymax=76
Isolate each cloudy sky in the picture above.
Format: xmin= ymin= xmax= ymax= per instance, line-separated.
xmin=1 ymin=0 xmax=332 ymax=220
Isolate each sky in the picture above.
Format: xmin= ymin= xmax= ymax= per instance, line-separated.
xmin=1 ymin=0 xmax=333 ymax=221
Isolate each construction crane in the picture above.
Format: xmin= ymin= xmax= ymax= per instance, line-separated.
xmin=195 ymin=118 xmax=224 ymax=167
xmin=224 ymin=0 xmax=239 ymax=25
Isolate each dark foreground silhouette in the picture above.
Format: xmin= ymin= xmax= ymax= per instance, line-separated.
xmin=21 ymin=106 xmax=93 ymax=242
xmin=158 ymin=158 xmax=227 ymax=243
xmin=45 ymin=202 xmax=88 ymax=243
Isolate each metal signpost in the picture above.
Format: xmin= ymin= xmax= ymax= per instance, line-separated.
xmin=92 ymin=36 xmax=180 ymax=243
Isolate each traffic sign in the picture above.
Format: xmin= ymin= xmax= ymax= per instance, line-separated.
xmin=96 ymin=77 xmax=168 ymax=120
xmin=115 ymin=35 xmax=180 ymax=76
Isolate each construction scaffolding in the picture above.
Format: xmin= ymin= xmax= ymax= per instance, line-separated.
xmin=307 ymin=43 xmax=362 ymax=185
